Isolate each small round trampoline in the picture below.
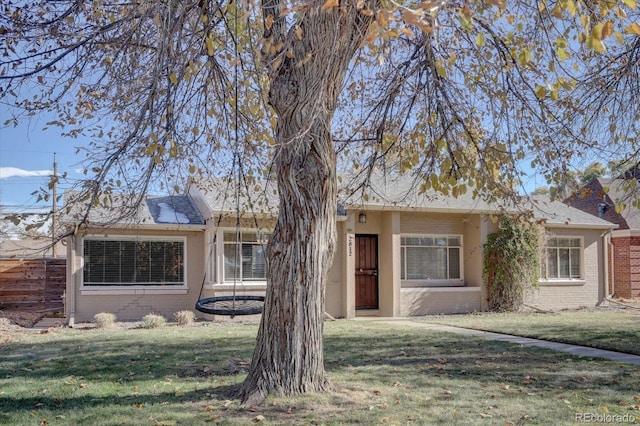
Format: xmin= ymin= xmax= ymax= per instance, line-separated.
xmin=195 ymin=295 xmax=265 ymax=316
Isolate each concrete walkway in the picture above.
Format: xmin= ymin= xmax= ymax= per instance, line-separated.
xmin=380 ymin=320 xmax=640 ymax=366
xmin=31 ymin=317 xmax=65 ymax=329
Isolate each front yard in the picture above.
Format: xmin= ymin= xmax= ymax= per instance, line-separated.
xmin=1 ymin=315 xmax=639 ymax=425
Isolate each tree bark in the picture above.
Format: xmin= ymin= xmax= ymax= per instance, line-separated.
xmin=238 ymin=1 xmax=375 ymax=405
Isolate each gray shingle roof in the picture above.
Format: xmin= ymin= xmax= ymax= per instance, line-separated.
xmin=61 ymin=192 xmax=204 ymax=227
xmin=191 ymin=172 xmax=616 ymax=229
xmin=188 ymin=177 xmax=279 ymax=217
xmin=528 ymin=195 xmax=616 ymax=229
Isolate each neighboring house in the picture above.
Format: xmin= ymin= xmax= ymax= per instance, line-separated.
xmin=63 ymin=175 xmax=616 ymax=324
xmin=0 ymin=237 xmax=65 ymax=259
xmin=565 ymin=167 xmax=640 ymax=298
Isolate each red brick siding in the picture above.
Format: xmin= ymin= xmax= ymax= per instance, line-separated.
xmin=611 ymin=236 xmax=640 ymax=298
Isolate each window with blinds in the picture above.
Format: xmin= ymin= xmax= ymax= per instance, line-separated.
xmin=83 ymin=238 xmax=184 ymax=286
xmin=223 ymin=231 xmax=268 ymax=282
xmin=400 ymin=235 xmax=462 ymax=284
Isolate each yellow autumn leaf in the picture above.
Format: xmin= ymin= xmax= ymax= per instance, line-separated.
xmin=169 ymin=73 xmax=178 ymax=84
xmin=401 ymin=27 xmax=416 ymax=39
xmin=534 ymin=85 xmax=546 ymax=99
xmin=205 ymin=35 xmax=214 ymax=56
xmin=321 ymin=0 xmax=339 ymax=10
xmin=518 ymin=49 xmax=531 ymax=66
xmin=623 ymin=0 xmax=637 ymax=9
xmin=486 ymin=0 xmax=505 ymax=8
xmin=615 ymin=31 xmax=625 ymax=44
xmin=402 ymin=9 xmax=424 ymax=27
xmin=377 ymin=10 xmax=389 ymax=28
xmin=626 ymin=22 xmax=640 ymax=35
xmin=557 ymin=47 xmax=570 ymax=60
xmin=591 ymin=37 xmax=607 ymax=53
xmin=434 ymin=60 xmax=447 ymax=77
xmin=476 ymin=33 xmax=486 ymax=47
xmin=615 ymin=6 xmax=628 ymax=19
xmin=593 ymin=22 xmax=613 ymax=40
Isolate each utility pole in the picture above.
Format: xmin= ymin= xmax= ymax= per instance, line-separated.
xmin=51 ymin=153 xmax=57 ymax=257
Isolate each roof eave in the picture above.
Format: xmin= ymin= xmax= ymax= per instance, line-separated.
xmin=542 ymin=222 xmax=618 ymax=230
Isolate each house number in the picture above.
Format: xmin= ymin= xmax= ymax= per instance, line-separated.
xmin=348 ymin=235 xmax=354 ymax=257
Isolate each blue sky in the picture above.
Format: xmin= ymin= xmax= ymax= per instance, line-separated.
xmin=0 ymin=111 xmax=86 ymax=212
xmin=1 ymin=105 xmax=548 ymax=214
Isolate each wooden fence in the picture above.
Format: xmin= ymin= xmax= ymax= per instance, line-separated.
xmin=0 ymin=258 xmax=65 ymax=312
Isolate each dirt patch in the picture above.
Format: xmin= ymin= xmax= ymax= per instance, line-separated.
xmin=0 ymin=317 xmax=27 ymax=344
xmin=0 ymin=310 xmax=43 ymax=328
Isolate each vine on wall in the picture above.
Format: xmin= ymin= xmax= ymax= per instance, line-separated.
xmin=484 ymin=216 xmax=544 ymax=312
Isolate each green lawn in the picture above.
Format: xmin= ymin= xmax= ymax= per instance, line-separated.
xmin=423 ymin=310 xmax=640 ymax=355
xmin=0 ymin=320 xmax=639 ymax=425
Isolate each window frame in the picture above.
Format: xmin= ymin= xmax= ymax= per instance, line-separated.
xmin=400 ymin=234 xmax=465 ymax=287
xmin=540 ymin=236 xmax=584 ymax=282
xmin=81 ymin=236 xmax=187 ymax=290
xmin=208 ymin=229 xmax=270 ymax=286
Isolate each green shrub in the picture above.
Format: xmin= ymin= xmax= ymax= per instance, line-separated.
xmin=173 ymin=310 xmax=196 ymax=326
xmin=141 ymin=313 xmax=166 ymax=329
xmin=93 ymin=312 xmax=116 ymax=328
xmin=484 ymin=215 xmax=544 ymax=312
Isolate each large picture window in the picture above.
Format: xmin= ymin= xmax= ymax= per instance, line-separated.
xmin=223 ymin=231 xmax=268 ymax=282
xmin=83 ymin=238 xmax=184 ymax=286
xmin=542 ymin=237 xmax=582 ymax=279
xmin=401 ymin=235 xmax=462 ymax=284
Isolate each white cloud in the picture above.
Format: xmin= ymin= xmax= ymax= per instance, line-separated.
xmin=0 ymin=167 xmax=52 ymax=179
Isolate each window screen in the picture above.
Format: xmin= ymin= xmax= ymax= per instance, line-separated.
xmin=84 ymin=239 xmax=184 ymax=286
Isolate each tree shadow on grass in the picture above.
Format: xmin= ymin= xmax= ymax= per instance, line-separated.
xmin=1 ymin=322 xmax=639 ymax=423
xmin=324 ymin=326 xmax=640 ymax=394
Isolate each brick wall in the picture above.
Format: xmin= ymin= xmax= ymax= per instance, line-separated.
xmin=565 ymin=180 xmax=628 ymax=229
xmin=611 ymin=236 xmax=640 ymax=298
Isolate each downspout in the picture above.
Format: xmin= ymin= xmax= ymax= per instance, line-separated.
xmin=599 ymin=228 xmax=614 ymax=305
xmin=609 ymin=233 xmax=615 ymax=298
xmin=66 ymin=231 xmax=77 ymax=327
xmin=602 ymin=229 xmax=610 ymax=301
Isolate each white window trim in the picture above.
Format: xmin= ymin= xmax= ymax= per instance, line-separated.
xmin=208 ymin=228 xmax=269 ymax=286
xmin=400 ymin=233 xmax=465 ymax=287
xmin=80 ymin=235 xmax=188 ymax=292
xmin=540 ymin=235 xmax=584 ymax=282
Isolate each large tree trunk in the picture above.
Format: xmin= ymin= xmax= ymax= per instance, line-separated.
xmin=238 ymin=1 xmax=375 ymax=405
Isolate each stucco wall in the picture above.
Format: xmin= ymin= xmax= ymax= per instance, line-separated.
xmin=325 ymin=221 xmax=345 ymax=318
xmin=401 ymin=287 xmax=482 ymax=315
xmin=340 ymin=211 xmax=488 ymax=316
xmin=68 ymin=228 xmax=206 ymax=323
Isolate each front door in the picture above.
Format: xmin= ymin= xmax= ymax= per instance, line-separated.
xmin=355 ymin=234 xmax=379 ymax=309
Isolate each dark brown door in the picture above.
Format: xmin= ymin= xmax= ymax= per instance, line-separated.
xmin=355 ymin=234 xmax=378 ymax=309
